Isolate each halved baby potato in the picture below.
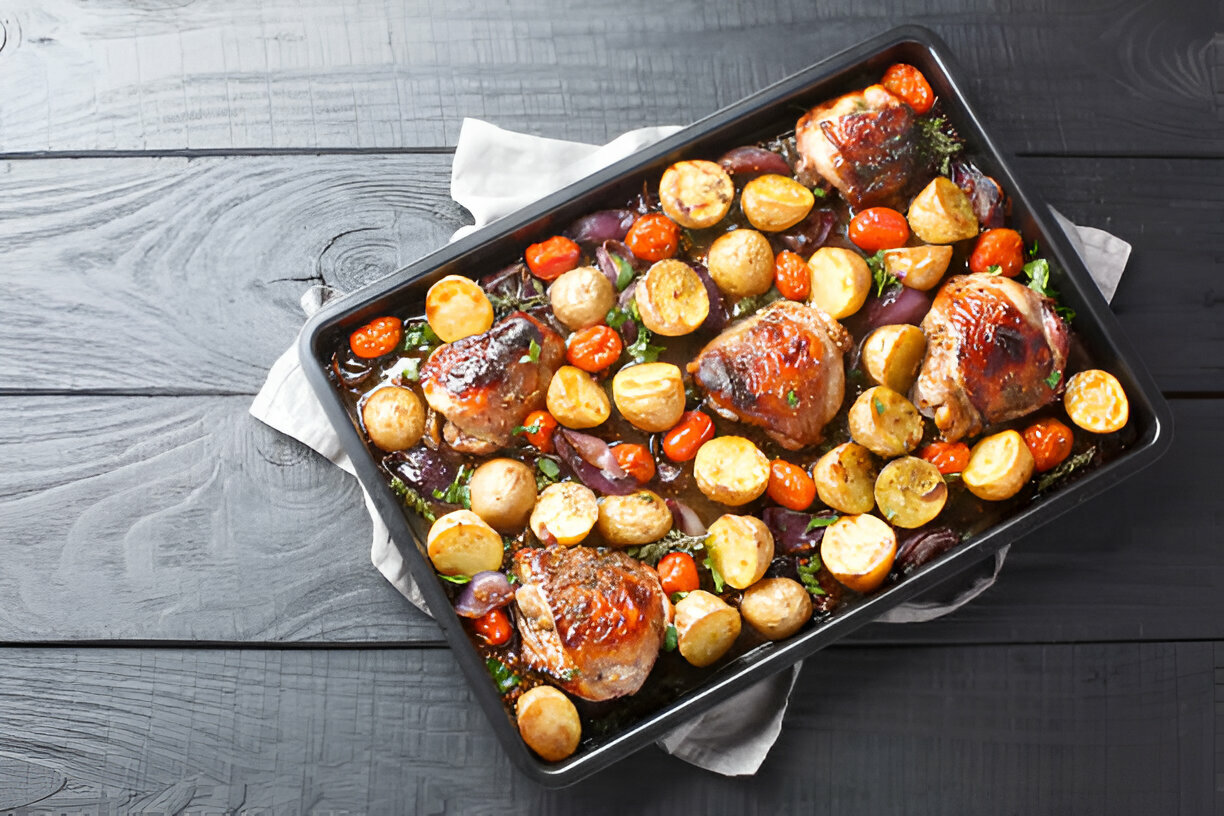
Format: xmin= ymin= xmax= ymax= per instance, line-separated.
xmin=516 ymin=686 xmax=582 ymax=762
xmin=874 ymin=456 xmax=948 ymax=528
xmin=597 ymin=490 xmax=673 ymax=547
xmin=962 ymin=430 xmax=1035 ymax=501
xmin=820 ymin=513 xmax=897 ymax=594
xmin=882 ymin=245 xmax=954 ymax=291
xmin=706 ymin=514 xmax=774 ymax=589
xmin=635 ymin=259 xmax=710 ymax=336
xmin=739 ymin=577 xmax=812 ymax=640
xmin=807 ymin=247 xmax=871 ymax=319
xmin=425 ymin=274 xmax=495 ymax=343
xmin=469 ymin=458 xmax=537 ymax=533
xmin=674 ymin=590 xmax=742 ymax=667
xmin=550 ymin=265 xmax=615 ymax=331
xmin=740 ymin=174 xmax=815 ymax=232
xmin=1063 ymin=369 xmax=1129 ymax=434
xmin=361 ymin=385 xmax=425 ymax=452
xmin=706 ymin=228 xmax=775 ymax=298
xmin=546 ymin=365 xmax=611 ymax=429
xmin=812 ymin=442 xmax=878 ymax=515
xmin=611 ymin=362 xmax=686 ymax=432
xmin=427 ymin=509 xmax=505 ymax=576
xmin=907 ymin=177 xmax=979 ymax=244
xmin=694 ymin=435 xmax=770 ymax=506
xmin=861 ymin=324 xmax=927 ymax=394
xmin=659 ymin=160 xmax=735 ymax=229
xmin=848 ymin=386 xmax=925 ymax=458
xmin=530 ymin=481 xmax=599 ymax=545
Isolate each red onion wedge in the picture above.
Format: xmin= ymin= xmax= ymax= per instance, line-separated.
xmin=863 ymin=284 xmax=932 ymax=329
xmin=950 ymin=159 xmax=1006 ymax=230
xmin=665 ymin=499 xmax=707 ymax=537
xmin=717 ymin=146 xmax=792 ymax=180
xmin=894 ymin=526 xmax=961 ymax=573
xmin=453 ymin=571 xmax=515 ymax=618
xmin=691 ymin=262 xmax=728 ymax=333
xmin=554 ymin=429 xmax=639 ymax=495
xmin=774 ymin=209 xmax=835 ymax=255
xmin=761 ymin=507 xmax=838 ymax=555
xmin=567 ymin=209 xmax=636 ymax=245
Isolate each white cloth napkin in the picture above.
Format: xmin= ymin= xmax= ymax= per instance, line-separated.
xmin=250 ymin=118 xmax=1130 ymax=775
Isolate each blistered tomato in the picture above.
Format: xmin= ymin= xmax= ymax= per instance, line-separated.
xmin=1022 ymin=417 xmax=1074 ymax=473
xmin=567 ymin=325 xmax=623 ymax=372
xmin=473 ymin=608 xmax=512 ymax=645
xmin=767 ymin=460 xmax=817 ymax=511
xmin=774 ymin=250 xmax=811 ymax=301
xmin=662 ymin=410 xmax=715 ymax=462
xmin=625 ymin=213 xmax=681 ymax=262
xmin=918 ymin=441 xmax=971 ymax=475
xmin=349 ymin=316 xmax=403 ymax=359
xmin=518 ymin=410 xmax=558 ymax=453
xmin=611 ymin=443 xmax=656 ymax=484
xmin=881 ymin=63 xmax=935 ymax=114
xmin=848 ymin=207 xmax=910 ymax=252
xmin=526 ymin=235 xmax=582 ymax=281
xmin=969 ymin=228 xmax=1025 ymax=277
xmin=657 ymin=552 xmax=700 ymax=596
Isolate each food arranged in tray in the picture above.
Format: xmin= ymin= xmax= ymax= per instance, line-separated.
xmin=327 ymin=61 xmax=1133 ymax=763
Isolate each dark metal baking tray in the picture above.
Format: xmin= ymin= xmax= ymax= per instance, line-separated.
xmin=297 ymin=25 xmax=1172 ymax=787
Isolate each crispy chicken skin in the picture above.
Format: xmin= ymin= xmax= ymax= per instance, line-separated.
xmin=512 ymin=546 xmax=668 ymax=701
xmin=795 ymin=84 xmax=923 ymax=211
xmin=421 ymin=311 xmax=565 ymax=454
xmin=912 ymin=275 xmax=1070 ymax=442
xmin=688 ymin=300 xmax=852 ymax=450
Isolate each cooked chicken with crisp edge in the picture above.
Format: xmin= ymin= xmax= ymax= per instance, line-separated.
xmin=512 ymin=546 xmax=668 ymax=702
xmin=795 ymin=84 xmax=924 ymax=211
xmin=689 ymin=301 xmax=852 ymax=450
xmin=911 ymin=275 xmax=1070 ymax=442
xmin=421 ymin=311 xmax=565 ymax=454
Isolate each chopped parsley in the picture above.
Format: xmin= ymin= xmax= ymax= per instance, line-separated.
xmin=1024 ymin=258 xmax=1076 ymax=323
xmin=663 ymin=624 xmax=678 ymax=652
xmin=432 ymin=464 xmax=473 ymax=508
xmin=611 ymin=254 xmax=636 ymax=291
xmin=437 ymin=573 xmax=471 ymax=584
xmin=627 ymin=325 xmax=665 ymax=364
xmin=389 ymin=476 xmax=436 ymax=522
xmin=605 ymin=304 xmax=633 ymax=329
xmin=796 ymin=556 xmax=827 ymax=597
xmin=702 ymin=554 xmax=726 ymax=594
xmin=787 ymin=390 xmax=800 ymax=408
xmin=1045 ymin=369 xmax=1062 ymax=389
xmin=867 ymin=250 xmax=901 ymax=297
xmin=485 ymin=657 xmax=520 ymax=694
xmin=805 ymin=514 xmax=839 ymax=532
xmin=1036 ymin=446 xmax=1097 ymax=492
xmin=401 ymin=321 xmax=441 ymax=351
xmin=627 ymin=529 xmax=708 ymax=566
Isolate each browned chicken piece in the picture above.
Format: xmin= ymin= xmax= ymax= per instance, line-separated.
xmin=794 ymin=84 xmax=924 ymax=210
xmin=688 ymin=300 xmax=852 ymax=450
xmin=421 ymin=311 xmax=565 ymax=454
xmin=912 ymin=275 xmax=1071 ymax=442
xmin=512 ymin=546 xmax=668 ymax=701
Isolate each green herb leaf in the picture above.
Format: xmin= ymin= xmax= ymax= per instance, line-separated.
xmin=520 ymin=338 xmax=542 ymax=364
xmin=986 ymin=264 xmax=1003 ymax=276
xmin=402 ymin=321 xmax=441 ymax=351
xmin=811 ymin=187 xmax=828 ymax=199
xmin=732 ymin=288 xmax=782 ymax=318
xmin=557 ymin=667 xmax=579 ymax=681
xmin=797 ymin=557 xmax=827 ymax=597
xmin=702 ymin=554 xmax=726 ymax=594
xmin=399 ymin=358 xmax=422 ymax=381
xmin=1024 ymin=258 xmax=1051 ymax=294
xmin=437 ymin=573 xmax=471 ymax=584
xmin=485 ymin=657 xmax=520 ymax=694
xmin=626 ymin=529 xmax=708 ymax=566
xmin=487 ymin=275 xmax=548 ymax=316
xmin=943 ymin=471 xmax=962 ymax=483
xmin=787 ymin=390 xmax=800 ymax=408
xmin=535 ymin=457 xmax=562 ymax=490
xmin=917 ymin=114 xmax=964 ymax=176
xmin=611 ymin=254 xmax=636 ymax=291
xmin=805 ymin=514 xmax=839 ymax=532
xmin=605 ymin=305 xmax=632 ymax=329
xmin=432 ymin=464 xmax=473 ymax=508
xmin=389 ymin=476 xmax=436 ymax=522
xmin=1045 ymin=369 xmax=1062 ymax=389
xmin=627 ymin=325 xmax=664 ymax=364
xmin=867 ymin=250 xmax=901 ymax=297
xmin=1036 ymin=446 xmax=1097 ymax=492
xmin=663 ymin=624 xmax=678 ymax=652
xmin=873 ymin=397 xmax=885 ymax=415
xmin=513 ymin=417 xmax=544 ymax=436
xmin=1028 ymin=239 xmax=1040 ymax=259
xmin=670 ymin=591 xmax=690 ymax=603
xmin=1055 ymin=304 xmax=1077 ymax=323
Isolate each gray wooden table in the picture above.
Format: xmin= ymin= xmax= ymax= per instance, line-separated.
xmin=1 ymin=1 xmax=1221 ymax=813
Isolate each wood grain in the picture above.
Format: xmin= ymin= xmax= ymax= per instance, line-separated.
xmin=0 ymin=643 xmax=1216 ymax=813
xmin=0 ymin=0 xmax=1219 ymax=155
xmin=0 ymin=397 xmax=1216 ymax=646
xmin=1 ymin=154 xmax=1220 ymax=395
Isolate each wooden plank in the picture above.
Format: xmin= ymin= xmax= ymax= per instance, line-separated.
xmin=1 ymin=154 xmax=1220 ymax=395
xmin=0 ymin=397 xmax=1217 ymax=645
xmin=0 ymin=0 xmax=1219 ymax=155
xmin=0 ymin=642 xmax=1216 ymax=812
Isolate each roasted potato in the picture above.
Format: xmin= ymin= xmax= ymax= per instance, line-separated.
xmin=848 ymin=386 xmax=924 ymax=458
xmin=739 ymin=577 xmax=812 ymax=640
xmin=425 ymin=274 xmax=495 ymax=342
xmin=861 ymin=324 xmax=927 ymax=394
xmin=597 ymin=490 xmax=673 ymax=547
xmin=1064 ymin=369 xmax=1129 ymax=434
xmin=361 ymin=386 xmax=425 ymax=452
xmin=706 ymin=513 xmax=774 ymax=589
xmin=740 ymin=174 xmax=815 ymax=232
xmin=694 ymin=435 xmax=770 ymax=506
xmin=673 ymin=590 xmax=742 ymax=667
xmin=659 ymin=160 xmax=735 ymax=229
xmin=962 ymin=430 xmax=1035 ymax=501
xmin=883 ymin=245 xmax=954 ymax=291
xmin=516 ymin=686 xmax=582 ymax=762
xmin=812 ymin=442 xmax=878 ymax=515
xmin=807 ymin=247 xmax=871 ymax=319
xmin=546 ymin=365 xmax=611 ymax=429
xmin=550 ymin=265 xmax=615 ymax=331
xmin=427 ymin=509 xmax=504 ymax=576
xmin=469 ymin=458 xmax=537 ymax=533
xmin=820 ymin=513 xmax=897 ymax=593
xmin=706 ymin=228 xmax=775 ymax=298
xmin=873 ymin=456 xmax=948 ymax=528
xmin=530 ymin=481 xmax=599 ymax=546
xmin=907 ymin=177 xmax=979 ymax=244
xmin=635 ymin=259 xmax=710 ymax=336
xmin=611 ymin=362 xmax=686 ymax=433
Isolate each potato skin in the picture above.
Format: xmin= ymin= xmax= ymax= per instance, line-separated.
xmin=861 ymin=324 xmax=927 ymax=394
xmin=873 ymin=456 xmax=948 ymax=529
xmin=812 ymin=442 xmax=878 ymax=515
xmin=596 ymin=490 xmax=673 ymax=547
xmin=425 ymin=274 xmax=495 ymax=342
xmin=848 ymin=386 xmax=924 ymax=458
xmin=550 ymin=266 xmax=615 ymax=331
xmin=694 ymin=435 xmax=770 ymax=506
xmin=659 ymin=160 xmax=735 ymax=229
xmin=706 ymin=514 xmax=774 ymax=590
xmin=963 ymin=430 xmax=1035 ymax=501
xmin=741 ymin=174 xmax=815 ymax=232
xmin=611 ymin=362 xmax=686 ymax=433
xmin=807 ymin=247 xmax=871 ymax=319
xmin=546 ymin=365 xmax=611 ymax=429
xmin=706 ymin=228 xmax=775 ymax=298
xmin=740 ymin=578 xmax=812 ymax=640
xmin=426 ymin=509 xmax=505 ymax=576
xmin=361 ymin=386 xmax=425 ymax=452
xmin=516 ymin=686 xmax=582 ymax=762
xmin=907 ymin=177 xmax=979 ymax=244
xmin=883 ymin=245 xmax=953 ymax=291
xmin=469 ymin=458 xmax=537 ymax=532
xmin=820 ymin=513 xmax=897 ymax=594
xmin=674 ymin=590 xmax=742 ymax=667
xmin=634 ymin=260 xmax=710 ymax=336
xmin=530 ymin=481 xmax=599 ymax=546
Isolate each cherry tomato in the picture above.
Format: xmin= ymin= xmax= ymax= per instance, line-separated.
xmin=349 ymin=316 xmax=403 ymax=359
xmin=566 ymin=325 xmax=623 ymax=372
xmin=473 ymin=607 xmax=512 ymax=646
xmin=625 ymin=213 xmax=680 ymax=262
xmin=881 ymin=63 xmax=935 ymax=114
xmin=918 ymin=441 xmax=971 ymax=475
xmin=767 ymin=460 xmax=817 ymax=511
xmin=1022 ymin=417 xmax=1074 ymax=473
xmin=774 ymin=250 xmax=811 ymax=301
xmin=525 ymin=235 xmax=582 ymax=282
xmin=969 ymin=228 xmax=1025 ymax=278
xmin=611 ymin=443 xmax=656 ymax=484
xmin=518 ymin=410 xmax=558 ymax=454
xmin=657 ymin=552 xmax=700 ymax=596
xmin=848 ymin=207 xmax=910 ymax=252
xmin=661 ymin=410 xmax=715 ymax=462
